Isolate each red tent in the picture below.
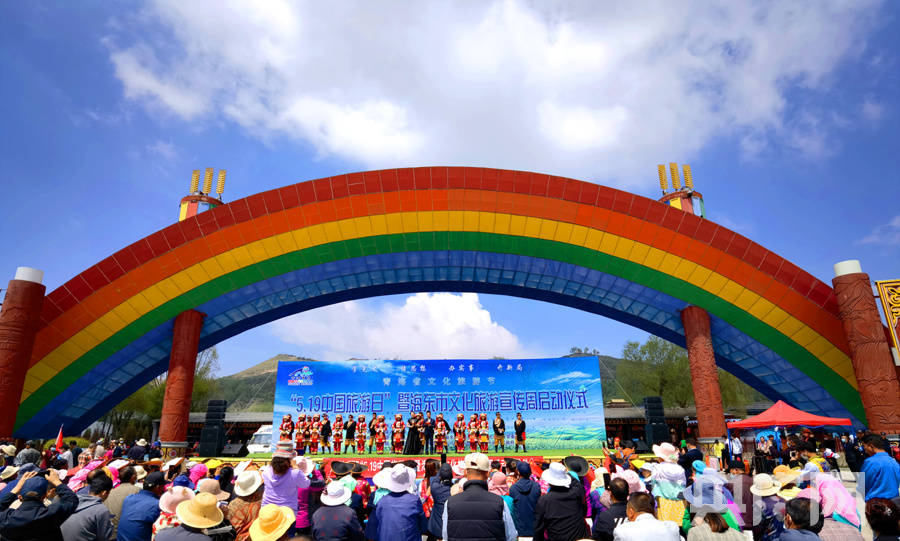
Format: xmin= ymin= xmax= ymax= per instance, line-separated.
xmin=726 ymin=400 xmax=851 ymax=429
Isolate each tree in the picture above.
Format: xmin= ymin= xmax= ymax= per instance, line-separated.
xmin=98 ymin=347 xmax=220 ymax=440
xmin=615 ymin=336 xmax=765 ymax=411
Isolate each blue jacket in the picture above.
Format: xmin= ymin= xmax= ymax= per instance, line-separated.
xmin=365 ymin=491 xmax=425 ymax=541
xmin=508 ymin=478 xmax=540 ymax=536
xmin=777 ymin=529 xmax=821 ymax=540
xmin=116 ymin=489 xmax=161 ymax=541
xmin=860 ymin=451 xmax=900 ymax=500
xmin=0 ymin=482 xmax=79 ymax=541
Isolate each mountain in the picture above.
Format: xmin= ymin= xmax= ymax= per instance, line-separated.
xmin=216 ymin=353 xmax=624 ymax=412
xmin=216 ymin=354 xmax=318 ymax=412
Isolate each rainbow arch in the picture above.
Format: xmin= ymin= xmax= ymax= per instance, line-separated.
xmin=17 ymin=167 xmax=864 ymax=436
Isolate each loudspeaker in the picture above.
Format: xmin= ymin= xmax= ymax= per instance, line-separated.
xmin=643 ymin=396 xmax=666 ymax=423
xmin=634 ymin=439 xmax=650 ymax=453
xmin=198 ymin=422 xmax=225 ymax=456
xmin=221 ymin=443 xmax=248 ymax=457
xmin=205 ymin=400 xmax=227 ymax=421
xmin=645 ymin=422 xmax=669 ymax=446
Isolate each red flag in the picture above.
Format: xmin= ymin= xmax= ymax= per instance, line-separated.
xmin=55 ymin=425 xmax=64 ymax=451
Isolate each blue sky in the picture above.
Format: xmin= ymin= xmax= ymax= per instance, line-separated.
xmin=1 ymin=1 xmax=898 ymax=376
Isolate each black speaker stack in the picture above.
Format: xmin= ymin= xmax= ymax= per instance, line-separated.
xmin=198 ymin=399 xmax=227 ymax=457
xmin=643 ymin=396 xmax=668 ymax=445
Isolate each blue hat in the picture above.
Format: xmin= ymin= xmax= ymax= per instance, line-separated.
xmin=21 ymin=476 xmax=48 ymax=498
xmin=516 ymin=461 xmax=532 ymax=477
xmin=692 ymin=460 xmax=706 ymax=474
xmin=172 ymin=475 xmax=193 ymax=488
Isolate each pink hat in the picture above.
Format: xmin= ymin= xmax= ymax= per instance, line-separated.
xmin=612 ymin=469 xmax=647 ymax=494
xmin=160 ymin=486 xmax=195 ymax=514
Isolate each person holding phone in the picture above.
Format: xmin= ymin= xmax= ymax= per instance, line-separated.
xmin=0 ymin=469 xmax=79 ymax=540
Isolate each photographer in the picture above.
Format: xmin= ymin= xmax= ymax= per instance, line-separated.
xmin=0 ymin=469 xmax=79 ymax=540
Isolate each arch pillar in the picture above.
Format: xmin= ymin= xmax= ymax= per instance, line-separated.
xmin=0 ymin=268 xmax=45 ymax=439
xmin=832 ymin=261 xmax=900 ymax=436
xmin=159 ymin=309 xmax=205 ymax=458
xmin=681 ymin=305 xmax=727 ymax=441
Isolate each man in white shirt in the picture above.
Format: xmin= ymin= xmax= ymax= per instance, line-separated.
xmin=613 ymin=492 xmax=682 ymax=541
xmin=730 ymin=434 xmax=743 ymax=462
xmin=58 ymin=444 xmax=74 ymax=469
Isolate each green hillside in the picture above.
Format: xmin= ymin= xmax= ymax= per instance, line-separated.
xmin=217 ymin=354 xmax=317 ymax=411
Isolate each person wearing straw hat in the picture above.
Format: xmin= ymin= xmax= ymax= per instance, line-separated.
xmin=152 ymin=486 xmax=194 ymax=540
xmin=248 ymin=504 xmax=294 ymax=541
xmin=128 ymin=439 xmax=149 ymax=462
xmin=155 ymin=492 xmax=225 ymax=540
xmin=367 ymin=463 xmax=425 ymax=541
xmin=0 ymin=466 xmax=19 ymax=492
xmin=225 ymin=470 xmax=264 ymax=541
xmin=748 ymin=473 xmax=784 ymax=540
xmin=310 ymin=481 xmax=364 ymax=541
xmin=197 ymin=478 xmax=231 ymax=506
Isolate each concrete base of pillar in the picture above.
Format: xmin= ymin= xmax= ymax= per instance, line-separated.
xmin=161 ymin=441 xmax=189 ymax=459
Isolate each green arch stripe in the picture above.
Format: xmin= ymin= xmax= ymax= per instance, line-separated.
xmin=16 ymin=231 xmax=864 ymax=428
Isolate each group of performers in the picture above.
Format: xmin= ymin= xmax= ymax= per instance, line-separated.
xmin=278 ymin=410 xmax=527 ymax=455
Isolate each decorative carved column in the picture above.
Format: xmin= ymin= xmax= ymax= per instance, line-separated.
xmin=0 ymin=268 xmax=45 ymax=439
xmin=832 ymin=260 xmax=900 ymax=435
xmin=681 ymin=305 xmax=728 ymax=440
xmin=159 ymin=309 xmax=205 ymax=458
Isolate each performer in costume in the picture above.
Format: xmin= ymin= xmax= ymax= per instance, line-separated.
xmin=514 ymin=412 xmax=527 ymax=452
xmin=392 ymin=414 xmax=405 ymax=454
xmin=355 ymin=415 xmax=367 ymax=454
xmin=434 ymin=422 xmax=447 ymax=453
xmin=479 ymin=413 xmax=490 ymax=453
xmin=332 ymin=414 xmax=344 ymax=455
xmin=309 ymin=428 xmax=319 ymax=455
xmin=453 ymin=414 xmax=466 ymax=450
xmin=468 ymin=414 xmax=479 ymax=452
xmin=367 ymin=411 xmax=377 ymax=453
xmin=375 ymin=427 xmax=386 ymax=454
xmin=403 ymin=413 xmax=423 ymax=455
xmin=493 ymin=412 xmax=506 ymax=453
xmin=455 ymin=427 xmax=466 ymax=453
xmin=320 ymin=413 xmax=332 ymax=454
xmin=279 ymin=414 xmax=294 ymax=441
xmin=343 ymin=414 xmax=357 ymax=453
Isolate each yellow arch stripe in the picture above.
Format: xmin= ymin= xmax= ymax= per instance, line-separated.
xmin=23 ymin=210 xmax=857 ymax=400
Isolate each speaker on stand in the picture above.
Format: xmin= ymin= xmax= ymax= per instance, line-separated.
xmin=643 ymin=396 xmax=669 ymax=446
xmin=198 ymin=400 xmax=227 ymax=457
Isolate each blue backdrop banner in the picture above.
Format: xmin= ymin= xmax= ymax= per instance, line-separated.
xmin=272 ymin=356 xmax=606 ymax=451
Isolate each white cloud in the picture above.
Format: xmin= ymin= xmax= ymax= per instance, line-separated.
xmin=104 ymin=0 xmax=881 ymax=184
xmin=540 ymin=370 xmax=591 ymax=385
xmin=271 ymin=292 xmax=531 ymax=361
xmin=859 ymin=215 xmax=900 ymax=246
xmin=146 ymin=140 xmax=178 ymax=161
xmin=861 ymin=98 xmax=885 ymax=122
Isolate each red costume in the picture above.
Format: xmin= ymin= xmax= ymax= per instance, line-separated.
xmin=468 ymin=430 xmax=478 ymax=451
xmin=309 ymin=430 xmax=319 ymax=455
xmin=479 ymin=419 xmax=490 ymax=452
xmin=455 ymin=431 xmax=466 ymax=453
xmin=332 ymin=419 xmax=344 ymax=454
xmin=435 ymin=426 xmax=446 ymax=453
xmin=356 ymin=420 xmax=367 ymax=451
xmin=279 ymin=415 xmax=294 ymax=441
xmin=375 ymin=430 xmax=386 ymax=454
